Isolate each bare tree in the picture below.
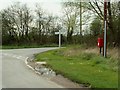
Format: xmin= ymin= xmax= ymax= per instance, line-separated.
xmin=62 ymin=2 xmax=79 ymax=43
xmin=88 ymin=0 xmax=119 ymax=45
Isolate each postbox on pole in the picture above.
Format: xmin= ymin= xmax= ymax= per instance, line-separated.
xmin=97 ymin=38 xmax=103 ymax=54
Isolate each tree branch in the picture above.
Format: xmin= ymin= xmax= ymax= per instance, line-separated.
xmin=89 ymin=2 xmax=104 ymax=20
xmin=94 ymin=0 xmax=104 ymax=17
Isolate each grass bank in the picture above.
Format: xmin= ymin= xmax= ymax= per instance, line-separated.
xmin=35 ymin=45 xmax=118 ymax=88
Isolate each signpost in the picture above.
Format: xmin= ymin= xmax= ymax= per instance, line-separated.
xmin=59 ymin=30 xmax=61 ymax=48
xmin=55 ymin=32 xmax=59 ymax=34
xmin=55 ymin=30 xmax=62 ymax=48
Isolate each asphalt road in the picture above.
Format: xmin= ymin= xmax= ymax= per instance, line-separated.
xmin=1 ymin=48 xmax=64 ymax=88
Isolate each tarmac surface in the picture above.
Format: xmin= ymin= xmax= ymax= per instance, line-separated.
xmin=1 ymin=48 xmax=64 ymax=88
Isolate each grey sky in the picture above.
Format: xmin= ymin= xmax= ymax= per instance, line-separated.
xmin=0 ymin=0 xmax=63 ymax=16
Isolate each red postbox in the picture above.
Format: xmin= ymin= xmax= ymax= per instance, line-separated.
xmin=97 ymin=38 xmax=103 ymax=48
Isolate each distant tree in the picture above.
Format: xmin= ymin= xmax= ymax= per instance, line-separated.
xmin=2 ymin=2 xmax=33 ymax=44
xmin=90 ymin=17 xmax=102 ymax=36
xmin=61 ymin=1 xmax=92 ymax=44
xmin=35 ymin=4 xmax=45 ymax=44
xmin=74 ymin=1 xmax=92 ymax=36
xmin=35 ymin=3 xmax=62 ymax=44
xmin=1 ymin=11 xmax=17 ymax=44
xmin=62 ymin=2 xmax=79 ymax=43
xmin=22 ymin=4 xmax=33 ymax=41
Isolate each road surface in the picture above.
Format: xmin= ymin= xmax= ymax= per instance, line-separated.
xmin=1 ymin=48 xmax=63 ymax=88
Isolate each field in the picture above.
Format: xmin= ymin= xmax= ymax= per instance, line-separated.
xmin=0 ymin=44 xmax=58 ymax=49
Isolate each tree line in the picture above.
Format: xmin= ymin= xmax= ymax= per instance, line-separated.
xmin=1 ymin=1 xmax=120 ymax=47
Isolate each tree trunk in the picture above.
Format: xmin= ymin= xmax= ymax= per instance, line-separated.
xmin=107 ymin=2 xmax=116 ymax=45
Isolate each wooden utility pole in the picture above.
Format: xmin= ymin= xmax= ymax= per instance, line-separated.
xmin=80 ymin=0 xmax=82 ymax=36
xmin=103 ymin=0 xmax=107 ymax=58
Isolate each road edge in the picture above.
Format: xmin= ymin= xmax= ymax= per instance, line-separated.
xmin=25 ymin=57 xmax=42 ymax=75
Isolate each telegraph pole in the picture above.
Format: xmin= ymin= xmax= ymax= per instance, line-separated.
xmin=79 ymin=0 xmax=82 ymax=36
xmin=103 ymin=0 xmax=107 ymax=58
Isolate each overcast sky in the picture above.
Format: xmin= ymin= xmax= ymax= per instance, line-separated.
xmin=0 ymin=0 xmax=63 ymax=16
xmin=0 ymin=0 xmax=118 ymax=13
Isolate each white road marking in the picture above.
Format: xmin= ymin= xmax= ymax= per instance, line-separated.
xmin=2 ymin=53 xmax=35 ymax=72
xmin=2 ymin=53 xmax=26 ymax=61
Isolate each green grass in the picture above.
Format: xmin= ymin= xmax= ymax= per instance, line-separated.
xmin=35 ymin=46 xmax=118 ymax=88
xmin=1 ymin=45 xmax=40 ymax=49
xmin=0 ymin=44 xmax=59 ymax=49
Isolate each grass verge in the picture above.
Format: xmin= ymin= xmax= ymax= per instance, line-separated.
xmin=35 ymin=45 xmax=118 ymax=88
xmin=0 ymin=44 xmax=59 ymax=49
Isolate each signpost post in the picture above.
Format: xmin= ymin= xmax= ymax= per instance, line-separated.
xmin=59 ymin=30 xmax=61 ymax=48
xmin=55 ymin=30 xmax=61 ymax=48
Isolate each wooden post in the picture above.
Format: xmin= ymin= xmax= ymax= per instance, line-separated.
xmin=103 ymin=0 xmax=107 ymax=58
